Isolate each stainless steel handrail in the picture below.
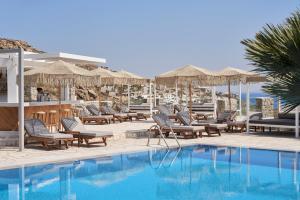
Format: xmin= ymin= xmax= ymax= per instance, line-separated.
xmin=147 ymin=124 xmax=181 ymax=148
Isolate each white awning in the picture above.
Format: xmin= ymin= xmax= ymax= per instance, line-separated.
xmin=24 ymin=52 xmax=106 ymax=65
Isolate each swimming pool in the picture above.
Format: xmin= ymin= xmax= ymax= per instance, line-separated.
xmin=0 ymin=145 xmax=299 ymax=200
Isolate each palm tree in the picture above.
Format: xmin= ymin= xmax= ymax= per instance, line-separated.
xmin=241 ymin=10 xmax=300 ymax=112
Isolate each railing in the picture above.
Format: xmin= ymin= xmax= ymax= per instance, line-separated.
xmin=147 ymin=124 xmax=181 ymax=148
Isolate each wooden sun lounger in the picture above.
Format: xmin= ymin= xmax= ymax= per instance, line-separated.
xmin=158 ymin=105 xmax=177 ymax=120
xmin=79 ymin=105 xmax=114 ymax=124
xmin=100 ymin=105 xmax=130 ymax=122
xmin=152 ymin=113 xmax=204 ymax=138
xmin=115 ymin=105 xmax=148 ymax=121
xmin=61 ymin=117 xmax=113 ymax=147
xmin=80 ymin=115 xmax=114 ymax=124
xmin=24 ymin=119 xmax=74 ymax=149
xmin=176 ymin=111 xmax=226 ymax=136
xmin=227 ymin=120 xmax=246 ymax=133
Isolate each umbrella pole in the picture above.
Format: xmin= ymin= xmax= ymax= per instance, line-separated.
xmin=120 ymin=85 xmax=123 ymax=107
xmin=154 ymin=83 xmax=157 ymax=107
xmin=175 ymin=81 xmax=178 ymax=104
xmin=189 ymin=82 xmax=192 ymax=124
xmin=180 ymin=84 xmax=183 ymax=105
xmin=149 ymin=82 xmax=153 ymax=116
xmin=239 ymin=81 xmax=242 ymax=116
xmin=98 ymin=87 xmax=101 ymax=110
xmin=127 ymin=84 xmax=130 ymax=109
xmin=228 ymin=80 xmax=231 ymax=111
xmin=58 ymin=82 xmax=62 ymax=131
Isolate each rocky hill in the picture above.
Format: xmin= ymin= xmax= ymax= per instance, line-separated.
xmin=0 ymin=38 xmax=43 ymax=53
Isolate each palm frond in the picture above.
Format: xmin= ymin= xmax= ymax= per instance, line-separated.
xmin=241 ymin=10 xmax=300 ymax=113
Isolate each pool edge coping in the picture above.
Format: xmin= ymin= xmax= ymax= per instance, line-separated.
xmin=0 ymin=140 xmax=299 ymax=170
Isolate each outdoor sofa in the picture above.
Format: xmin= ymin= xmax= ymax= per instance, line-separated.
xmin=249 ymin=112 xmax=299 ymax=132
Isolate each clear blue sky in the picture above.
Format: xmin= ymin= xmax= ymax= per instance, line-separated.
xmin=0 ymin=0 xmax=299 ymax=83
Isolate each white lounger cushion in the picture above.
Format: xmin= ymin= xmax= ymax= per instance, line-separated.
xmin=37 ymin=133 xmax=74 ymax=139
xmin=78 ymin=130 xmax=113 ymax=137
xmin=208 ymin=124 xmax=228 ymax=129
xmin=70 ymin=117 xmax=113 ymax=137
xmin=25 ymin=119 xmax=73 ymax=139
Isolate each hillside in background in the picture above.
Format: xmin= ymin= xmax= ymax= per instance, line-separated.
xmin=0 ymin=38 xmax=43 ymax=53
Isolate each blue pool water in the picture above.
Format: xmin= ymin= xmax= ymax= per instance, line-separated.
xmin=0 ymin=145 xmax=299 ymax=200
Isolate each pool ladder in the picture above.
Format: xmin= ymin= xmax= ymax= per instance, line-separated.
xmin=147 ymin=125 xmax=181 ymax=149
xmin=148 ymin=148 xmax=181 ymax=169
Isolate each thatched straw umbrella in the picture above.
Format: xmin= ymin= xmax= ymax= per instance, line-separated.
xmin=91 ymin=67 xmax=119 ymax=85
xmin=91 ymin=68 xmax=149 ymax=109
xmin=113 ymin=70 xmax=149 ymax=85
xmin=91 ymin=67 xmax=120 ymax=108
xmin=24 ymin=60 xmax=100 ymax=128
xmin=156 ymin=65 xmax=216 ymax=123
xmin=216 ymin=67 xmax=262 ymax=112
xmin=113 ymin=70 xmax=149 ymax=108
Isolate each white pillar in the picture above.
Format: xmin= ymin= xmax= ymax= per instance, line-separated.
xmin=127 ymin=84 xmax=130 ymax=109
xmin=239 ymin=81 xmax=242 ymax=116
xmin=149 ymin=82 xmax=153 ymax=116
xmin=64 ymin=84 xmax=70 ymax=101
xmin=246 ymin=83 xmax=250 ymax=134
xmin=295 ymin=106 xmax=299 ymax=138
xmin=18 ymin=49 xmax=24 ymax=151
xmin=7 ymin=55 xmax=18 ymax=103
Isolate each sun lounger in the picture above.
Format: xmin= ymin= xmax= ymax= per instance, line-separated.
xmin=176 ymin=111 xmax=225 ymax=136
xmin=152 ymin=113 xmax=204 ymax=138
xmin=24 ymin=119 xmax=74 ymax=149
xmin=79 ymin=105 xmax=114 ymax=124
xmin=61 ymin=117 xmax=113 ymax=147
xmin=116 ymin=105 xmax=145 ymax=121
xmin=158 ymin=105 xmax=177 ymax=120
xmin=227 ymin=120 xmax=246 ymax=133
xmin=217 ymin=110 xmax=238 ymax=123
xmin=86 ymin=104 xmax=123 ymax=123
xmin=194 ymin=112 xmax=214 ymax=121
xmin=100 ymin=105 xmax=130 ymax=122
xmin=188 ymin=103 xmax=215 ymax=112
xmin=129 ymin=105 xmax=152 ymax=118
xmin=174 ymin=104 xmax=188 ymax=113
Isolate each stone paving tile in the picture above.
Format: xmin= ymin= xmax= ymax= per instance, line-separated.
xmin=0 ymin=120 xmax=300 ymax=170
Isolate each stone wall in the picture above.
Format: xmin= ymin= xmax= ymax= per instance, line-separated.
xmin=256 ymin=97 xmax=274 ymax=118
xmin=217 ymin=99 xmax=225 ymax=113
xmin=217 ymin=97 xmax=238 ymax=112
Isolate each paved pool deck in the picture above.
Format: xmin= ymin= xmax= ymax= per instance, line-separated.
xmin=0 ymin=119 xmax=300 ymax=170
